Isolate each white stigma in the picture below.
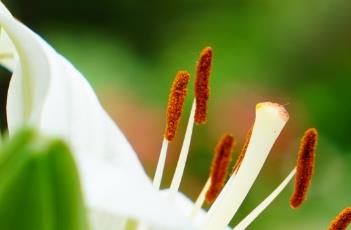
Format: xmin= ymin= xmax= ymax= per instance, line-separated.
xmin=200 ymin=102 xmax=289 ymax=230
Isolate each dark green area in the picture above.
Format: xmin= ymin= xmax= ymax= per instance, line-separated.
xmin=0 ymin=66 xmax=10 ymax=134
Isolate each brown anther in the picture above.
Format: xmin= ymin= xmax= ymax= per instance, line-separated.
xmin=232 ymin=127 xmax=253 ymax=174
xmin=206 ymin=134 xmax=235 ymax=204
xmin=290 ymin=128 xmax=318 ymax=209
xmin=195 ymin=47 xmax=212 ymax=124
xmin=328 ymin=207 xmax=351 ymax=230
xmin=164 ymin=71 xmax=190 ymax=141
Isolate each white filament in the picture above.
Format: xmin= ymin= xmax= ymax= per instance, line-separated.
xmin=169 ymin=100 xmax=196 ymax=199
xmin=232 ymin=167 xmax=296 ymax=230
xmin=190 ymin=178 xmax=211 ymax=219
xmin=153 ymin=138 xmax=169 ymax=189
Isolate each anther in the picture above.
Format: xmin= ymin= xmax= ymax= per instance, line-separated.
xmin=195 ymin=47 xmax=212 ymax=124
xmin=290 ymin=128 xmax=318 ymax=209
xmin=164 ymin=71 xmax=190 ymax=141
xmin=232 ymin=127 xmax=253 ymax=174
xmin=206 ymin=134 xmax=235 ymax=204
xmin=328 ymin=207 xmax=351 ymax=230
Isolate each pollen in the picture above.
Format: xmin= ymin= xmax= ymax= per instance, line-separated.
xmin=164 ymin=71 xmax=190 ymax=141
xmin=232 ymin=127 xmax=253 ymax=174
xmin=195 ymin=47 xmax=213 ymax=124
xmin=290 ymin=128 xmax=318 ymax=209
xmin=206 ymin=134 xmax=235 ymax=204
xmin=328 ymin=207 xmax=351 ymax=230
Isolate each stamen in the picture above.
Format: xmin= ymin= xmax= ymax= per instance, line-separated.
xmin=195 ymin=47 xmax=212 ymax=124
xmin=206 ymin=134 xmax=235 ymax=204
xmin=164 ymin=70 xmax=191 ymax=141
xmin=200 ymin=102 xmax=289 ymax=230
xmin=328 ymin=207 xmax=351 ymax=230
xmin=290 ymin=128 xmax=318 ymax=209
xmin=198 ymin=128 xmax=251 ymax=218
xmin=232 ymin=127 xmax=252 ymax=174
xmin=153 ymin=71 xmax=190 ymax=189
xmin=169 ymin=48 xmax=212 ymax=198
xmin=190 ymin=134 xmax=235 ymax=219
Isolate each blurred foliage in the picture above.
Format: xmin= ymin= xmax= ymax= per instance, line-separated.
xmin=4 ymin=0 xmax=351 ymax=148
xmin=0 ymin=128 xmax=88 ymax=230
xmin=1 ymin=0 xmax=351 ymax=229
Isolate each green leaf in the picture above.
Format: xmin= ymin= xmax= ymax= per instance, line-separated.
xmin=0 ymin=128 xmax=89 ymax=230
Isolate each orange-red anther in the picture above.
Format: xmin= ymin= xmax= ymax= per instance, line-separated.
xmin=232 ymin=127 xmax=253 ymax=174
xmin=206 ymin=134 xmax=235 ymax=204
xmin=164 ymin=71 xmax=190 ymax=141
xmin=195 ymin=47 xmax=212 ymax=124
xmin=328 ymin=207 xmax=351 ymax=230
xmin=290 ymin=128 xmax=318 ymax=209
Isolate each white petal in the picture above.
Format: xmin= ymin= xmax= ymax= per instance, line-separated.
xmin=81 ymin=155 xmax=194 ymax=229
xmin=0 ymin=0 xmax=17 ymax=70
xmin=0 ymin=3 xmax=193 ymax=229
xmin=1 ymin=10 xmax=51 ymax=130
xmin=0 ymin=27 xmax=17 ymax=71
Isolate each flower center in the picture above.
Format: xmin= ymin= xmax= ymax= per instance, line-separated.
xmin=150 ymin=47 xmax=318 ymax=229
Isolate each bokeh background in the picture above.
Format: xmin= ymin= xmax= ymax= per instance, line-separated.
xmin=1 ymin=0 xmax=351 ymax=229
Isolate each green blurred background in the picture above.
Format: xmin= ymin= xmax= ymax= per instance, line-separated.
xmin=1 ymin=0 xmax=351 ymax=229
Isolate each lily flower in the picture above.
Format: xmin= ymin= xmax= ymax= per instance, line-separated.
xmin=0 ymin=2 xmax=319 ymax=230
xmin=0 ymin=2 xmax=192 ymax=229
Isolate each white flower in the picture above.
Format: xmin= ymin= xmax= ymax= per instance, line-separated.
xmin=0 ymin=2 xmax=316 ymax=230
xmin=0 ymin=2 xmax=193 ymax=230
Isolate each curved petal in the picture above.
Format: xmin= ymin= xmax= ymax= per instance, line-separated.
xmin=0 ymin=2 xmax=193 ymax=229
xmin=0 ymin=2 xmax=16 ymax=71
xmin=0 ymin=28 xmax=17 ymax=71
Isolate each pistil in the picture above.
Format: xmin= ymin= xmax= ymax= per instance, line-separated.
xmin=201 ymin=102 xmax=289 ymax=230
